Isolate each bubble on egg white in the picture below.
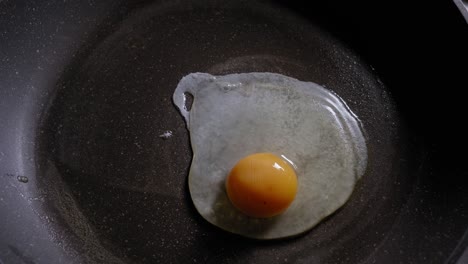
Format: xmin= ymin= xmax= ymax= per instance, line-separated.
xmin=173 ymin=72 xmax=367 ymax=239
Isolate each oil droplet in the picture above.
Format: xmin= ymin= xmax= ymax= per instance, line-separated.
xmin=159 ymin=130 xmax=173 ymax=139
xmin=17 ymin=176 xmax=29 ymax=183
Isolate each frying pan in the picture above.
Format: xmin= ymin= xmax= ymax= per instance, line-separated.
xmin=1 ymin=0 xmax=468 ymax=263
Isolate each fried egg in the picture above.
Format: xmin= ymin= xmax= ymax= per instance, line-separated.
xmin=173 ymin=72 xmax=367 ymax=239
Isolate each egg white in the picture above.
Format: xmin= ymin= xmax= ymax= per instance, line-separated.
xmin=173 ymin=72 xmax=367 ymax=239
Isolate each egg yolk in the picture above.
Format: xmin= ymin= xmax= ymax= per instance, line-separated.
xmin=225 ymin=153 xmax=298 ymax=218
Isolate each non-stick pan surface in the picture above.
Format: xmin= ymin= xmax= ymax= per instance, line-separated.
xmin=1 ymin=1 xmax=468 ymax=263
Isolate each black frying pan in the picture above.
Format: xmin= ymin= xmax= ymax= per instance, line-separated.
xmin=1 ymin=0 xmax=468 ymax=263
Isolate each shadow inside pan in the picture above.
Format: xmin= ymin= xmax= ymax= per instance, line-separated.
xmin=36 ymin=1 xmax=422 ymax=263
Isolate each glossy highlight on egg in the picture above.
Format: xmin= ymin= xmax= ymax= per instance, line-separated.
xmin=226 ymin=152 xmax=298 ymax=218
xmin=173 ymin=72 xmax=367 ymax=239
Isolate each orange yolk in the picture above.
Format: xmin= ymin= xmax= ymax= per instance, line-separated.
xmin=225 ymin=153 xmax=298 ymax=218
